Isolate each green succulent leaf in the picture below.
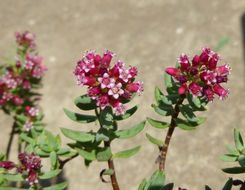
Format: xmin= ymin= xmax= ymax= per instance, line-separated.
xmin=164 ymin=72 xmax=178 ymax=94
xmin=222 ymin=167 xmax=245 ymax=174
xmin=50 ymin=151 xmax=57 ymax=169
xmin=175 ymin=118 xmax=196 ymax=130
xmin=114 ymin=105 xmax=139 ymax=120
xmin=99 ymin=107 xmax=114 ymax=129
xmin=222 ymin=178 xmax=233 ymax=190
xmin=143 ymin=170 xmax=165 ymax=190
xmin=146 ymin=133 xmax=164 ymax=146
xmin=238 ymin=155 xmax=245 ymax=166
xmin=151 ymin=104 xmax=174 ymax=116
xmin=74 ymin=95 xmax=97 ymax=110
xmin=179 ymin=104 xmax=199 ymax=122
xmin=205 ymin=185 xmax=212 ymax=190
xmin=96 ymin=147 xmax=112 ymax=161
xmin=112 ymin=146 xmax=141 ymax=159
xmin=154 ymin=86 xmax=164 ymax=104
xmin=39 ymin=169 xmax=62 ymax=180
xmin=42 ymin=181 xmax=68 ymax=190
xmin=162 ymin=183 xmax=174 ymax=190
xmin=76 ymin=148 xmax=96 ymax=161
xmin=61 ymin=128 xmax=95 ymax=142
xmin=115 ymin=121 xmax=146 ymax=139
xmin=147 ymin=117 xmax=170 ymax=129
xmin=56 ymin=148 xmax=70 ymax=156
xmin=20 ymin=133 xmax=33 ymax=144
xmin=138 ymin=178 xmax=147 ymax=190
xmin=226 ymin=145 xmax=239 ymax=155
xmin=63 ymin=108 xmax=97 ymax=123
xmin=234 ymin=128 xmax=244 ymax=151
xmin=3 ymin=174 xmax=24 ymax=181
xmin=219 ymin=154 xmax=238 ymax=162
xmin=102 ymin=169 xmax=114 ymax=176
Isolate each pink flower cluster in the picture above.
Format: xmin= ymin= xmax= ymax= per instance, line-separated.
xmin=15 ymin=31 xmax=36 ymax=50
xmin=23 ymin=106 xmax=40 ymax=131
xmin=165 ymin=47 xmax=231 ymax=102
xmin=0 ymin=32 xmax=47 ymax=108
xmin=0 ymin=152 xmax=41 ymax=186
xmin=74 ymin=50 xmax=143 ymax=115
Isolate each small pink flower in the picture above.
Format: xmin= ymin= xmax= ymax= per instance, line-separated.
xmin=2 ymin=92 xmax=13 ymax=101
xmin=126 ymin=82 xmax=144 ymax=95
xmin=216 ymin=64 xmax=231 ymax=76
xmin=0 ymin=161 xmax=16 ymax=170
xmin=23 ymin=120 xmax=33 ymax=131
xmin=27 ymin=107 xmax=40 ymax=118
xmin=26 ymin=170 xmax=38 ymax=186
xmin=112 ymin=101 xmax=127 ymax=116
xmin=108 ymin=83 xmax=124 ymax=99
xmin=96 ymin=94 xmax=110 ymax=110
xmin=213 ymin=84 xmax=229 ymax=100
xmin=24 ymin=60 xmax=34 ymax=70
xmin=189 ymin=82 xmax=202 ymax=97
xmin=200 ymin=71 xmax=217 ymax=85
xmin=203 ymin=85 xmax=214 ymax=102
xmin=119 ymin=68 xmax=132 ymax=83
xmin=165 ymin=68 xmax=181 ymax=77
xmin=98 ymin=73 xmax=115 ymax=89
xmin=13 ymin=96 xmax=23 ymax=106
xmin=87 ymin=86 xmax=101 ymax=99
xmin=192 ymin=55 xmax=200 ymax=66
xmin=208 ymin=53 xmax=220 ymax=70
xmin=200 ymin=47 xmax=212 ymax=63
xmin=178 ymin=84 xmax=188 ymax=95
xmin=177 ymin=53 xmax=191 ymax=72
xmin=23 ymin=80 xmax=31 ymax=89
xmin=129 ymin=66 xmax=138 ymax=78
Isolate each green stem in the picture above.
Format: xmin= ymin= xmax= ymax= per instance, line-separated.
xmin=159 ymin=95 xmax=185 ymax=171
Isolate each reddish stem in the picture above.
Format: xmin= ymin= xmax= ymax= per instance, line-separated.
xmin=159 ymin=96 xmax=185 ymax=171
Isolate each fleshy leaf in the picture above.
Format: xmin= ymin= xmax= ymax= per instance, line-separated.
xmin=112 ymin=146 xmax=141 ymax=159
xmin=3 ymin=174 xmax=24 ymax=181
xmin=222 ymin=178 xmax=233 ymax=190
xmin=219 ymin=154 xmax=238 ymax=162
xmin=42 ymin=181 xmax=68 ymax=190
xmin=238 ymin=155 xmax=245 ymax=166
xmin=179 ymin=105 xmax=199 ymax=122
xmin=63 ymin=108 xmax=97 ymax=123
xmin=103 ymin=169 xmax=114 ymax=176
xmin=74 ymin=95 xmax=97 ymax=110
xmin=234 ymin=128 xmax=244 ymax=151
xmin=222 ymin=167 xmax=245 ymax=174
xmin=76 ymin=148 xmax=96 ymax=161
xmin=61 ymin=128 xmax=95 ymax=142
xmin=151 ymin=104 xmax=173 ymax=116
xmin=115 ymin=121 xmax=145 ymax=139
xmin=205 ymin=185 xmax=212 ymax=190
xmin=96 ymin=147 xmax=112 ymax=161
xmin=146 ymin=133 xmax=164 ymax=146
xmin=138 ymin=179 xmax=147 ymax=190
xmin=143 ymin=170 xmax=165 ymax=190
xmin=226 ymin=145 xmax=239 ymax=155
xmin=39 ymin=169 xmax=62 ymax=179
xmin=147 ymin=117 xmax=170 ymax=129
xmin=175 ymin=118 xmax=196 ymax=130
xmin=50 ymin=151 xmax=57 ymax=169
xmin=154 ymin=86 xmax=164 ymax=104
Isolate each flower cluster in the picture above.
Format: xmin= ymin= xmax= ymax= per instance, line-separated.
xmin=15 ymin=31 xmax=36 ymax=50
xmin=22 ymin=106 xmax=40 ymax=131
xmin=165 ymin=47 xmax=231 ymax=102
xmin=0 ymin=152 xmax=41 ymax=186
xmin=74 ymin=50 xmax=143 ymax=115
xmin=0 ymin=32 xmax=46 ymax=112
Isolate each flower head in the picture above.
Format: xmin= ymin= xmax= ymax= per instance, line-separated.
xmin=74 ymin=50 xmax=143 ymax=115
xmin=165 ymin=47 xmax=230 ymax=102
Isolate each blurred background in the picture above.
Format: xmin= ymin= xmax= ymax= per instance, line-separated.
xmin=0 ymin=0 xmax=245 ymax=189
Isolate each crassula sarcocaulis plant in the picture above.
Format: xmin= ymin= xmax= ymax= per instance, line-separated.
xmin=61 ymin=50 xmax=145 ymax=190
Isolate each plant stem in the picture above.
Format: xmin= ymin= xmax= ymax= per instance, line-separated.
xmin=104 ymin=141 xmax=120 ymax=190
xmin=159 ymin=95 xmax=185 ymax=171
xmin=6 ymin=122 xmax=17 ymax=159
xmin=96 ymin=108 xmax=120 ymax=190
xmin=58 ymin=153 xmax=79 ymax=169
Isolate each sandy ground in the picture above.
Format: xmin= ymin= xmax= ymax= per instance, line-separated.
xmin=0 ymin=0 xmax=245 ymax=189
